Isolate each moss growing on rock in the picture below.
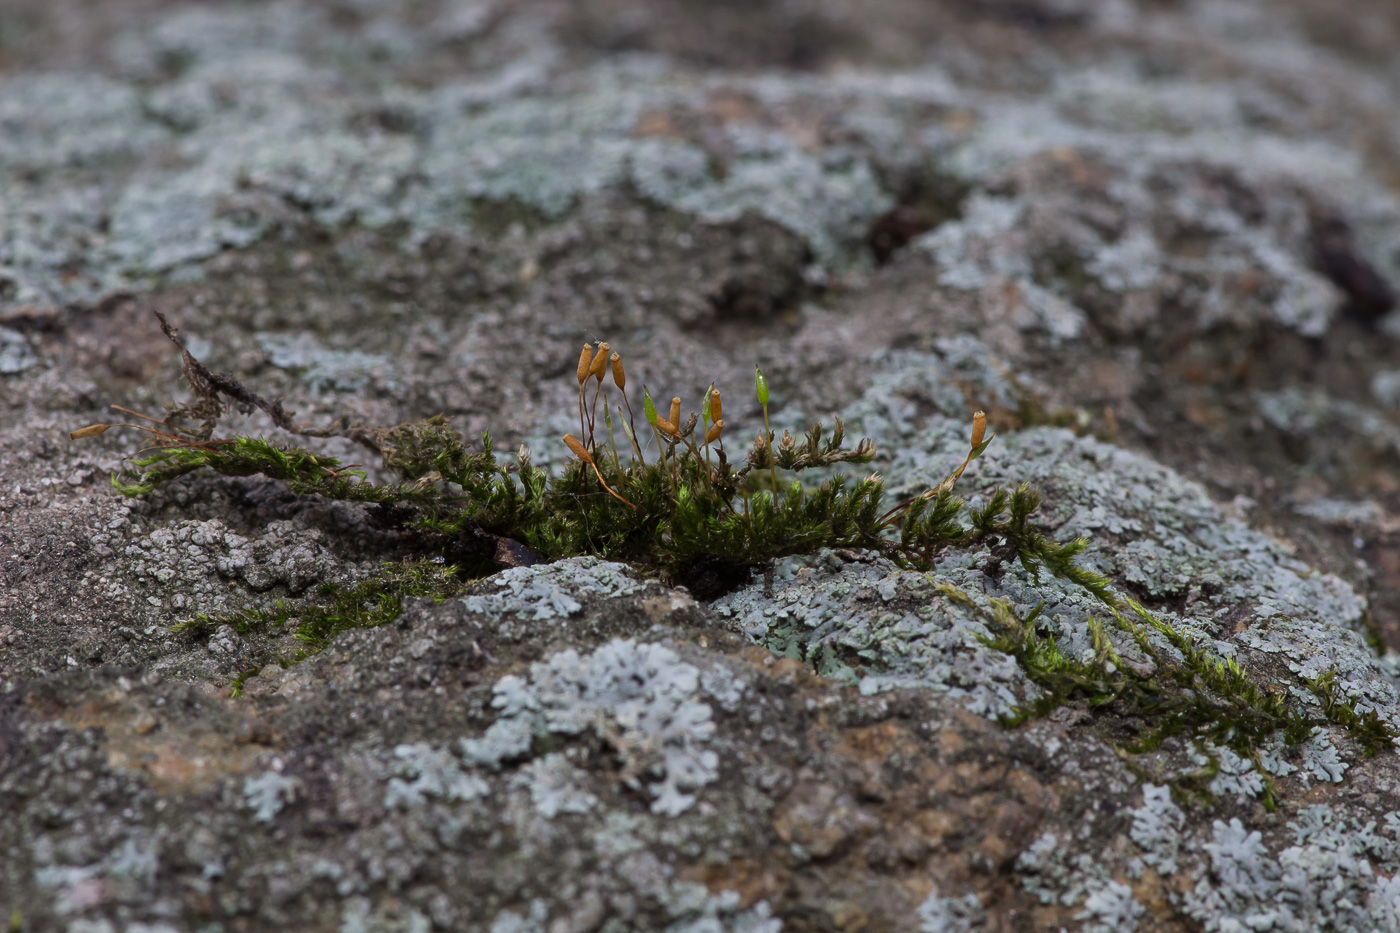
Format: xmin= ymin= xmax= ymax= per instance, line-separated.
xmin=73 ymin=316 xmax=1399 ymax=805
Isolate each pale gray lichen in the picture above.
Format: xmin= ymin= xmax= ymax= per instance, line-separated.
xmin=713 ymin=553 xmax=1027 ymax=719
xmin=114 ymin=517 xmax=371 ymax=629
xmin=1017 ymin=831 xmax=1144 ymax=931
xmin=243 ymin=771 xmax=301 ymax=822
xmin=1372 ymin=370 xmax=1400 ymax=410
xmin=660 ymin=889 xmax=783 ymax=933
xmin=1254 ymin=387 xmax=1400 ymax=472
xmin=487 ymin=888 xmax=780 ymax=933
xmin=460 ymin=558 xmax=650 ymax=623
xmin=512 ymin=753 xmax=597 ymax=818
xmin=1186 ymin=814 xmax=1400 ymax=933
xmin=0 ymin=327 xmax=38 ymax=374
xmin=1130 ymin=783 xmax=1186 ymax=876
xmin=257 ymin=332 xmax=393 ymax=394
xmin=1293 ymin=497 xmax=1387 ymax=528
xmin=1079 ymin=881 xmax=1144 ymax=933
xmin=1016 ymin=832 xmax=1125 ymax=912
xmin=462 ymin=638 xmax=719 ymax=816
xmin=630 ymin=127 xmax=890 ymax=267
xmin=917 ymin=193 xmax=1089 ymax=342
xmin=340 ymin=896 xmax=432 ymax=933
xmin=1202 ymin=744 xmax=1267 ymax=801
xmin=917 ymin=890 xmax=985 ymax=933
xmin=1298 ymin=730 xmax=1349 ymax=785
xmin=69 ymin=922 xmax=181 ymax=933
xmin=382 ymin=743 xmax=489 ymax=810
xmin=489 ymin=899 xmax=550 ymax=933
xmin=36 ymin=835 xmax=162 ymax=918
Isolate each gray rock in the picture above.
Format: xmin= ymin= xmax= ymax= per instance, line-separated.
xmin=6 ymin=0 xmax=1400 ymax=930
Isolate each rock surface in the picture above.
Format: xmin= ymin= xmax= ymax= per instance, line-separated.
xmin=5 ymin=0 xmax=1400 ymax=930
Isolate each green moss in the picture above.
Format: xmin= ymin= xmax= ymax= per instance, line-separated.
xmin=88 ymin=321 xmax=1399 ymax=804
xmin=174 ymin=560 xmax=466 ymax=688
xmin=116 ymin=417 xmax=958 ymax=588
xmin=1304 ymin=669 xmax=1396 ymax=757
xmin=939 ymin=503 xmax=1396 ymax=806
xmin=125 ymin=413 xmax=1398 ymax=794
xmin=1359 ymin=608 xmax=1387 ymax=658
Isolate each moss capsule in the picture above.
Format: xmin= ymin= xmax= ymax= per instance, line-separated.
xmin=576 ymin=344 xmax=595 ymax=385
xmin=589 ymin=342 xmax=611 ymax=382
xmin=563 ymin=434 xmax=594 ymax=463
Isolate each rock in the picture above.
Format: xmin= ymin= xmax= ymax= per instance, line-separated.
xmin=5 ymin=0 xmax=1400 ymax=930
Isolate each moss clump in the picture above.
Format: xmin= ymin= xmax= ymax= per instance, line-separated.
xmin=936 ymin=505 xmax=1394 ymax=807
xmin=1305 ymin=669 xmax=1396 ymax=758
xmin=174 ymin=561 xmax=466 ymax=696
xmin=173 ymin=560 xmax=462 ymax=651
xmin=73 ymin=315 xmax=1399 ymax=802
xmin=91 ymin=334 xmax=1008 ymax=591
xmin=109 ymin=422 xmax=994 ymax=590
xmin=970 ymin=593 xmax=1308 ymax=809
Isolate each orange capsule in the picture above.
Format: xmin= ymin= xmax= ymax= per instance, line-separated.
xmin=576 ymin=344 xmax=595 ymax=385
xmin=705 ymin=420 xmax=724 ymax=444
xmin=970 ymin=410 xmax=987 ymax=450
xmin=563 ymin=434 xmax=594 ymax=464
xmin=656 ymin=418 xmax=679 ymax=437
xmin=610 ymin=352 xmax=625 ymax=389
xmin=710 ymin=390 xmax=722 ymax=424
xmin=70 ymin=424 xmax=112 ymax=439
xmin=589 ymin=342 xmax=611 ymax=382
xmin=668 ymin=397 xmax=680 ymax=427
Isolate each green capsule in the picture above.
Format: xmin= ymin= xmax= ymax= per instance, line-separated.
xmin=755 ymin=367 xmax=770 ymax=406
xmin=643 ymin=388 xmax=658 ymax=426
xmin=701 ymin=384 xmax=714 ymax=423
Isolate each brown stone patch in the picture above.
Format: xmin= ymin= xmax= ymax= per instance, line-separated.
xmin=30 ymin=682 xmax=278 ymax=794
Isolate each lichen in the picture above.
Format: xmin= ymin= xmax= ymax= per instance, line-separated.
xmin=917 ymin=891 xmax=984 ymax=933
xmin=243 ymin=771 xmax=301 ymax=822
xmin=1185 ymin=813 xmax=1400 ymax=933
xmin=1130 ymin=783 xmax=1186 ymax=876
xmin=383 ymin=743 xmax=489 ymax=810
xmin=713 ymin=555 xmax=1027 ymax=719
xmin=462 ymin=636 xmax=721 ymax=816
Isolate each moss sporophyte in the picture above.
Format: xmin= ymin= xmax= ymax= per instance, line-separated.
xmin=71 ymin=314 xmax=1398 ymax=800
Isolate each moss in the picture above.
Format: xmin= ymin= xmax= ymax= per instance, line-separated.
xmin=1304 ymin=670 xmax=1396 ymax=757
xmin=174 ymin=560 xmax=466 ymax=685
xmin=1359 ymin=608 xmax=1387 ymax=658
xmin=80 ymin=317 xmax=1399 ymax=803
xmin=111 ymin=406 xmax=984 ymax=590
xmin=941 ymin=514 xmax=1394 ymax=806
